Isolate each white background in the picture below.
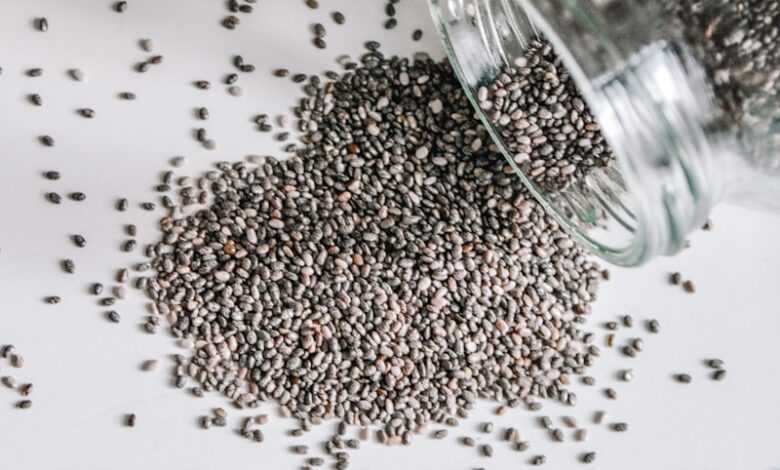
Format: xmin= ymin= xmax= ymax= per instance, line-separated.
xmin=1 ymin=1 xmax=779 ymax=469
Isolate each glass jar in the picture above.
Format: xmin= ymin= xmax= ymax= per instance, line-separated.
xmin=429 ymin=0 xmax=780 ymax=266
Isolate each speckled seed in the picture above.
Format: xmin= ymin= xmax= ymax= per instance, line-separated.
xmin=712 ymin=370 xmax=727 ymax=381
xmin=676 ymin=374 xmax=692 ymax=384
xmin=605 ymin=388 xmax=617 ymax=399
xmin=480 ymin=444 xmax=493 ymax=457
xmin=551 ymin=428 xmax=564 ymax=442
xmin=432 ymin=429 xmax=447 ymax=439
xmin=611 ymin=422 xmax=628 ymax=432
xmin=582 ymin=452 xmax=597 ymax=464
xmin=707 ymin=359 xmax=725 ymax=369
xmin=107 ymin=311 xmax=121 ymax=323
xmin=17 ymin=400 xmax=32 ymax=409
xmin=462 ymin=436 xmax=475 ymax=447
xmin=531 ymin=455 xmax=546 ymax=466
xmin=515 ymin=441 xmax=529 ymax=451
xmin=622 ymin=315 xmax=634 ymax=327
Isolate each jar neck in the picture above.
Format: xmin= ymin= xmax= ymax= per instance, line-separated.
xmin=589 ymin=40 xmax=721 ymax=260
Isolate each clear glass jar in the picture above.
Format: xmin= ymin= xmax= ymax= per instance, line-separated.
xmin=429 ymin=0 xmax=780 ymax=266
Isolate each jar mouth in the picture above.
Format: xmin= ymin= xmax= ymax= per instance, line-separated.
xmin=429 ymin=0 xmax=714 ymax=266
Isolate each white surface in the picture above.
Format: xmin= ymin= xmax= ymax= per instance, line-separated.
xmin=1 ymin=2 xmax=780 ymax=470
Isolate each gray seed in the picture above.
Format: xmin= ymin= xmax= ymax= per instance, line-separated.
xmin=531 ymin=455 xmax=546 ymax=466
xmin=198 ymin=107 xmax=209 ymax=120
xmin=17 ymin=400 xmax=32 ymax=409
xmin=515 ymin=441 xmax=529 ymax=451
xmin=107 ymin=311 xmax=121 ymax=323
xmin=10 ymin=354 xmax=23 ymax=368
xmin=676 ymin=374 xmax=692 ymax=384
xmin=712 ymin=369 xmax=727 ymax=381
xmin=707 ymin=359 xmax=725 ymax=369
xmin=140 ymin=38 xmax=153 ymax=52
xmin=539 ymin=416 xmax=553 ymax=430
xmin=332 ymin=11 xmax=345 ymax=25
xmin=480 ymin=444 xmax=493 ymax=457
xmin=551 ymin=428 xmax=564 ymax=442
xmin=647 ymin=319 xmax=660 ymax=333
xmin=62 ymin=259 xmax=75 ymax=274
xmin=593 ymin=411 xmax=606 ymax=425
xmin=462 ymin=436 xmax=475 ymax=447
xmin=72 ymin=234 xmax=86 ymax=248
xmin=2 ymin=376 xmax=16 ymax=388
xmin=92 ymin=283 xmax=104 ymax=295
xmin=308 ymin=458 xmax=324 ymax=467
xmin=141 ymin=360 xmax=157 ymax=371
xmin=582 ymin=452 xmax=597 ymax=464
xmin=575 ymin=429 xmax=588 ymax=442
xmin=611 ymin=422 xmax=628 ymax=432
xmin=291 ymin=445 xmax=308 ymax=455
xmin=622 ymin=315 xmax=634 ymax=327
xmin=228 ymin=85 xmax=243 ymax=97
xmin=432 ymin=429 xmax=447 ymax=439
xmin=605 ymin=388 xmax=617 ymax=400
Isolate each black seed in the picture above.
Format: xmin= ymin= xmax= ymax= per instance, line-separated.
xmin=141 ymin=202 xmax=156 ymax=211
xmin=239 ymin=64 xmax=255 ymax=73
xmin=384 ymin=18 xmax=398 ymax=29
xmin=101 ymin=298 xmax=116 ymax=306
xmin=313 ymin=38 xmax=327 ymax=49
xmin=233 ymin=55 xmax=244 ymax=67
xmin=40 ymin=134 xmax=57 ymax=145
xmin=332 ymin=11 xmax=345 ymax=25
xmin=44 ymin=296 xmax=61 ymax=305
xmin=92 ymin=283 xmax=104 ymax=295
xmin=222 ymin=15 xmax=239 ymax=29
xmin=78 ymin=108 xmax=95 ymax=118
xmin=196 ymin=128 xmax=208 ymax=142
xmin=117 ymin=198 xmax=129 ymax=211
xmin=412 ymin=29 xmax=423 ymax=41
xmin=115 ymin=1 xmax=128 ymax=12
xmin=149 ymin=55 xmax=163 ymax=65
xmin=225 ymin=73 xmax=238 ymax=85
xmin=365 ymin=41 xmax=381 ymax=51
xmin=38 ymin=18 xmax=48 ymax=32
xmin=239 ymin=4 xmax=252 ymax=13
xmin=611 ymin=422 xmax=628 ymax=432
xmin=123 ymin=239 xmax=137 ymax=252
xmin=198 ymin=107 xmax=209 ymax=120
xmin=29 ymin=94 xmax=42 ymax=106
xmin=582 ymin=452 xmax=596 ymax=464
xmin=313 ymin=23 xmax=326 ymax=37
xmin=120 ymin=92 xmax=137 ymax=100
xmin=69 ymin=192 xmax=86 ymax=201
xmin=27 ymin=68 xmax=43 ymax=77
xmin=385 ymin=3 xmax=396 ymax=17
xmin=46 ymin=192 xmax=61 ymax=204
xmin=107 ymin=311 xmax=121 ymax=323
xmin=292 ymin=73 xmax=307 ymax=83
xmin=228 ymin=0 xmax=239 ymax=12
xmin=304 ymin=0 xmax=319 ymax=9
xmin=712 ymin=369 xmax=727 ymax=381
xmin=273 ymin=68 xmax=290 ymax=77
xmin=137 ymin=62 xmax=150 ymax=73
xmin=43 ymin=171 xmax=60 ymax=180
xmin=62 ymin=259 xmax=75 ymax=274
xmin=126 ymin=413 xmax=136 ymax=426
xmin=72 ymin=234 xmax=87 ymax=247
xmin=195 ymin=80 xmax=211 ymax=90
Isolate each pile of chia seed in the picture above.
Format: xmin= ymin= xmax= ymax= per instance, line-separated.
xmin=144 ymin=48 xmax=604 ymax=442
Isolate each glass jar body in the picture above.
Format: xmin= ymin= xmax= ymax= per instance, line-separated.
xmin=429 ymin=0 xmax=780 ymax=266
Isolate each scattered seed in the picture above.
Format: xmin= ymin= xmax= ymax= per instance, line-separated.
xmin=141 ymin=360 xmax=157 ymax=371
xmin=195 ymin=80 xmax=211 ymax=89
xmin=228 ymin=85 xmax=243 ymax=96
xmin=622 ymin=315 xmax=634 ymax=327
xmin=682 ymin=280 xmax=696 ymax=293
xmin=69 ymin=192 xmax=86 ymax=201
xmin=384 ymin=18 xmax=398 ymax=29
xmin=45 ymin=296 xmax=61 ymax=304
xmin=611 ymin=422 xmax=628 ymax=432
xmin=313 ymin=37 xmax=327 ymax=49
xmin=531 ymin=455 xmax=546 ymax=466
xmin=29 ymin=94 xmax=42 ymax=106
xmin=647 ymin=319 xmax=660 ymax=333
xmin=551 ymin=428 xmax=564 ymax=442
xmin=480 ymin=444 xmax=493 ymax=457
xmin=62 ymin=259 xmax=75 ymax=274
xmin=670 ymin=272 xmax=682 ymax=285
xmin=332 ymin=11 xmax=345 ymax=25
xmin=712 ymin=369 xmax=727 ymax=381
xmin=117 ymin=198 xmax=129 ymax=211
xmin=621 ymin=369 xmax=634 ymax=382
xmin=72 ymin=234 xmax=87 ymax=247
xmin=126 ymin=413 xmax=136 ymax=427
xmin=412 ymin=29 xmax=423 ymax=41
xmin=575 ymin=429 xmax=588 ymax=442
xmin=676 ymin=373 xmax=692 ymax=384
xmin=605 ymin=388 xmax=617 ymax=400
xmin=139 ymin=38 xmax=153 ymax=52
xmin=605 ymin=321 xmax=618 ymax=330
xmin=707 ymin=359 xmax=725 ymax=369
xmin=40 ymin=135 xmax=55 ymax=147
xmin=432 ymin=429 xmax=447 ymax=439
xmin=38 ymin=18 xmax=48 ymax=32
xmin=115 ymin=1 xmax=128 ymax=13
xmin=461 ymin=436 xmax=475 ymax=447
xmin=2 ymin=376 xmax=16 ymax=388
xmin=43 ymin=170 xmax=60 ymax=180
xmin=582 ymin=452 xmax=597 ymax=464
xmin=17 ymin=400 xmax=32 ymax=409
